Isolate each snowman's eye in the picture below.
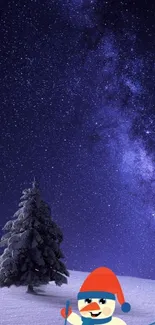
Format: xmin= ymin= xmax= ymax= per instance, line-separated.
xmin=85 ymin=298 xmax=92 ymax=304
xmin=99 ymin=298 xmax=106 ymax=304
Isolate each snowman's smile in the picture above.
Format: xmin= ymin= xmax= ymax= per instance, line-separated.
xmin=90 ymin=312 xmax=102 ymax=318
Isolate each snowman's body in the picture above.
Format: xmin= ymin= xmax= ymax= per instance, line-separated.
xmin=67 ymin=312 xmax=127 ymax=325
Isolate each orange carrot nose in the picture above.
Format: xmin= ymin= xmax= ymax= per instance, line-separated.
xmin=80 ymin=302 xmax=100 ymax=312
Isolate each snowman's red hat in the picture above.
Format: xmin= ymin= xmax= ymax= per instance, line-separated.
xmin=77 ymin=267 xmax=131 ymax=313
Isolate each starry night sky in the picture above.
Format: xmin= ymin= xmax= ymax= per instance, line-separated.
xmin=1 ymin=0 xmax=155 ymax=279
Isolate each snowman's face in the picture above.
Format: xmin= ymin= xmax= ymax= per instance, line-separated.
xmin=78 ymin=298 xmax=115 ymax=319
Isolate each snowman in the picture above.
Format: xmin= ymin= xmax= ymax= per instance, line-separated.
xmin=60 ymin=267 xmax=131 ymax=325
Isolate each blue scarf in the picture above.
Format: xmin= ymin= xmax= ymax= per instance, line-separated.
xmin=81 ymin=316 xmax=112 ymax=325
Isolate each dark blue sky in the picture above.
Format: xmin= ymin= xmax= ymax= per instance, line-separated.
xmin=0 ymin=0 xmax=155 ymax=279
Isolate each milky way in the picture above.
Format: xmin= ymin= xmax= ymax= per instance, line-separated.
xmin=0 ymin=0 xmax=155 ymax=278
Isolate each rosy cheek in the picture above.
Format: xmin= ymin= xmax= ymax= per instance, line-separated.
xmin=102 ymin=307 xmax=111 ymax=316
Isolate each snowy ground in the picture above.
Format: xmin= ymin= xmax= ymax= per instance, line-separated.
xmin=0 ymin=270 xmax=155 ymax=325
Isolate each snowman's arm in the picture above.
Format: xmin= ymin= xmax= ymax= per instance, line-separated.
xmin=67 ymin=312 xmax=82 ymax=325
xmin=112 ymin=317 xmax=127 ymax=325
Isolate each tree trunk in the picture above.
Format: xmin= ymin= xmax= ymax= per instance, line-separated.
xmin=27 ymin=284 xmax=34 ymax=294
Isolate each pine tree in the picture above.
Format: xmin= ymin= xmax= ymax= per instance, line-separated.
xmin=0 ymin=180 xmax=69 ymax=293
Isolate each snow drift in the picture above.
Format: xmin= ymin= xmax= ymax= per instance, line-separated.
xmin=0 ymin=270 xmax=155 ymax=325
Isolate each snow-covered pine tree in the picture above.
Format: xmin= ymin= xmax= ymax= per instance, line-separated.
xmin=0 ymin=180 xmax=69 ymax=293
